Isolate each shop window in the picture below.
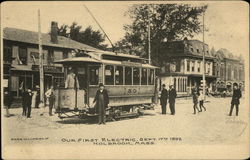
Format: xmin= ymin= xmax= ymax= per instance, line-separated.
xmin=54 ymin=50 xmax=63 ymax=61
xmin=89 ymin=66 xmax=99 ymax=85
xmin=105 ymin=65 xmax=114 ymax=85
xmin=18 ymin=46 xmax=27 ymax=65
xmin=115 ymin=66 xmax=123 ymax=85
xmin=133 ymin=68 xmax=140 ymax=85
xmin=141 ymin=68 xmax=147 ymax=85
xmin=148 ymin=69 xmax=154 ymax=85
xmin=125 ymin=67 xmax=132 ymax=85
xmin=48 ymin=50 xmax=54 ymax=64
xmin=63 ymin=51 xmax=68 ymax=59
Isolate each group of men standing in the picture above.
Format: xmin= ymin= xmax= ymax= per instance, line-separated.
xmin=21 ymin=85 xmax=56 ymax=118
xmin=160 ymin=84 xmax=177 ymax=115
xmin=160 ymin=83 xmax=242 ymax=116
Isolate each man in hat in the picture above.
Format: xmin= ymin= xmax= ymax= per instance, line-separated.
xmin=169 ymin=84 xmax=177 ymax=115
xmin=229 ymin=83 xmax=242 ymax=116
xmin=93 ymin=83 xmax=109 ymax=124
xmin=35 ymin=85 xmax=40 ymax=108
xmin=22 ymin=88 xmax=33 ymax=118
xmin=160 ymin=84 xmax=168 ymax=114
xmin=45 ymin=86 xmax=56 ymax=116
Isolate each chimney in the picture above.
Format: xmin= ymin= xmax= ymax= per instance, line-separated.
xmin=50 ymin=21 xmax=58 ymax=43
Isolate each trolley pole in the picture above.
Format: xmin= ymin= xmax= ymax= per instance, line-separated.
xmin=38 ymin=9 xmax=44 ymax=104
xmin=148 ymin=9 xmax=151 ymax=64
xmin=202 ymin=10 xmax=206 ymax=100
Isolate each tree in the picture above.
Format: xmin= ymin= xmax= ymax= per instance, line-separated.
xmin=116 ymin=4 xmax=207 ymax=66
xmin=58 ymin=22 xmax=107 ymax=50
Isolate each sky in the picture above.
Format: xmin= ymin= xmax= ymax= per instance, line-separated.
xmin=1 ymin=1 xmax=249 ymax=56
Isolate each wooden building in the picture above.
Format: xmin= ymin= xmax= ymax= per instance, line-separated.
xmin=3 ymin=22 xmax=100 ymax=98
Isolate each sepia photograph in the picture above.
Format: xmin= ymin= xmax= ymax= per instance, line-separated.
xmin=1 ymin=1 xmax=249 ymax=159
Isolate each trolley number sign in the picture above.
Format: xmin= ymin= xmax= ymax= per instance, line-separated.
xmin=125 ymin=88 xmax=139 ymax=95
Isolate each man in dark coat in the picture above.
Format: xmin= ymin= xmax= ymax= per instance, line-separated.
xmin=229 ymin=83 xmax=242 ymax=116
xmin=35 ymin=85 xmax=40 ymax=108
xmin=93 ymin=83 xmax=109 ymax=124
xmin=4 ymin=88 xmax=12 ymax=117
xmin=169 ymin=84 xmax=177 ymax=115
xmin=160 ymin=84 xmax=168 ymax=114
xmin=22 ymin=88 xmax=33 ymax=118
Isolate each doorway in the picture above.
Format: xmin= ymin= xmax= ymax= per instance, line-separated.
xmin=45 ymin=74 xmax=53 ymax=92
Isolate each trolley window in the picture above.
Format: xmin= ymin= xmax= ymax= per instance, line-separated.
xmin=105 ymin=65 xmax=114 ymax=85
xmin=115 ymin=66 xmax=123 ymax=85
xmin=78 ymin=67 xmax=87 ymax=89
xmin=148 ymin=69 xmax=154 ymax=85
xmin=125 ymin=67 xmax=132 ymax=85
xmin=141 ymin=68 xmax=147 ymax=85
xmin=89 ymin=66 xmax=99 ymax=85
xmin=133 ymin=67 xmax=140 ymax=85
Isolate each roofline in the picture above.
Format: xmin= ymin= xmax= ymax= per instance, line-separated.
xmin=3 ymin=27 xmax=100 ymax=52
xmin=165 ymin=39 xmax=209 ymax=46
xmin=3 ymin=38 xmax=97 ymax=52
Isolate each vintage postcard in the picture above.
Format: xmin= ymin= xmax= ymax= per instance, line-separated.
xmin=1 ymin=1 xmax=249 ymax=159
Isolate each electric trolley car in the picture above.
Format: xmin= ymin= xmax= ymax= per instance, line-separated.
xmin=54 ymin=50 xmax=158 ymax=120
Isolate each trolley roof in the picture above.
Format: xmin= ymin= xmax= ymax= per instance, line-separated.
xmin=55 ymin=57 xmax=101 ymax=64
xmin=87 ymin=51 xmax=148 ymax=61
xmin=55 ymin=56 xmax=157 ymax=68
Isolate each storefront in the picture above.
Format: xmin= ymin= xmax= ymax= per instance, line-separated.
xmin=10 ymin=65 xmax=64 ymax=98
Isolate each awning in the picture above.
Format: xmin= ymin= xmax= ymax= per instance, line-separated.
xmin=11 ymin=65 xmax=33 ymax=71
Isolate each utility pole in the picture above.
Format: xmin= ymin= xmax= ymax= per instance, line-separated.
xmin=202 ymin=9 xmax=206 ymax=100
xmin=38 ymin=9 xmax=44 ymax=104
xmin=148 ymin=8 xmax=151 ymax=64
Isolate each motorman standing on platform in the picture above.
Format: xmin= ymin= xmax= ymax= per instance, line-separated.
xmin=65 ymin=67 xmax=79 ymax=89
xmin=160 ymin=84 xmax=168 ymax=114
xmin=93 ymin=83 xmax=109 ymax=125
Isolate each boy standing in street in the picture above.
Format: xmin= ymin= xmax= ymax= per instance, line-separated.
xmin=198 ymin=90 xmax=206 ymax=112
xmin=45 ymin=86 xmax=55 ymax=116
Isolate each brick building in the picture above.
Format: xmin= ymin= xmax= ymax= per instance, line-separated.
xmin=214 ymin=48 xmax=245 ymax=92
xmin=3 ymin=22 xmax=100 ymax=98
xmin=159 ymin=38 xmax=217 ymax=95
